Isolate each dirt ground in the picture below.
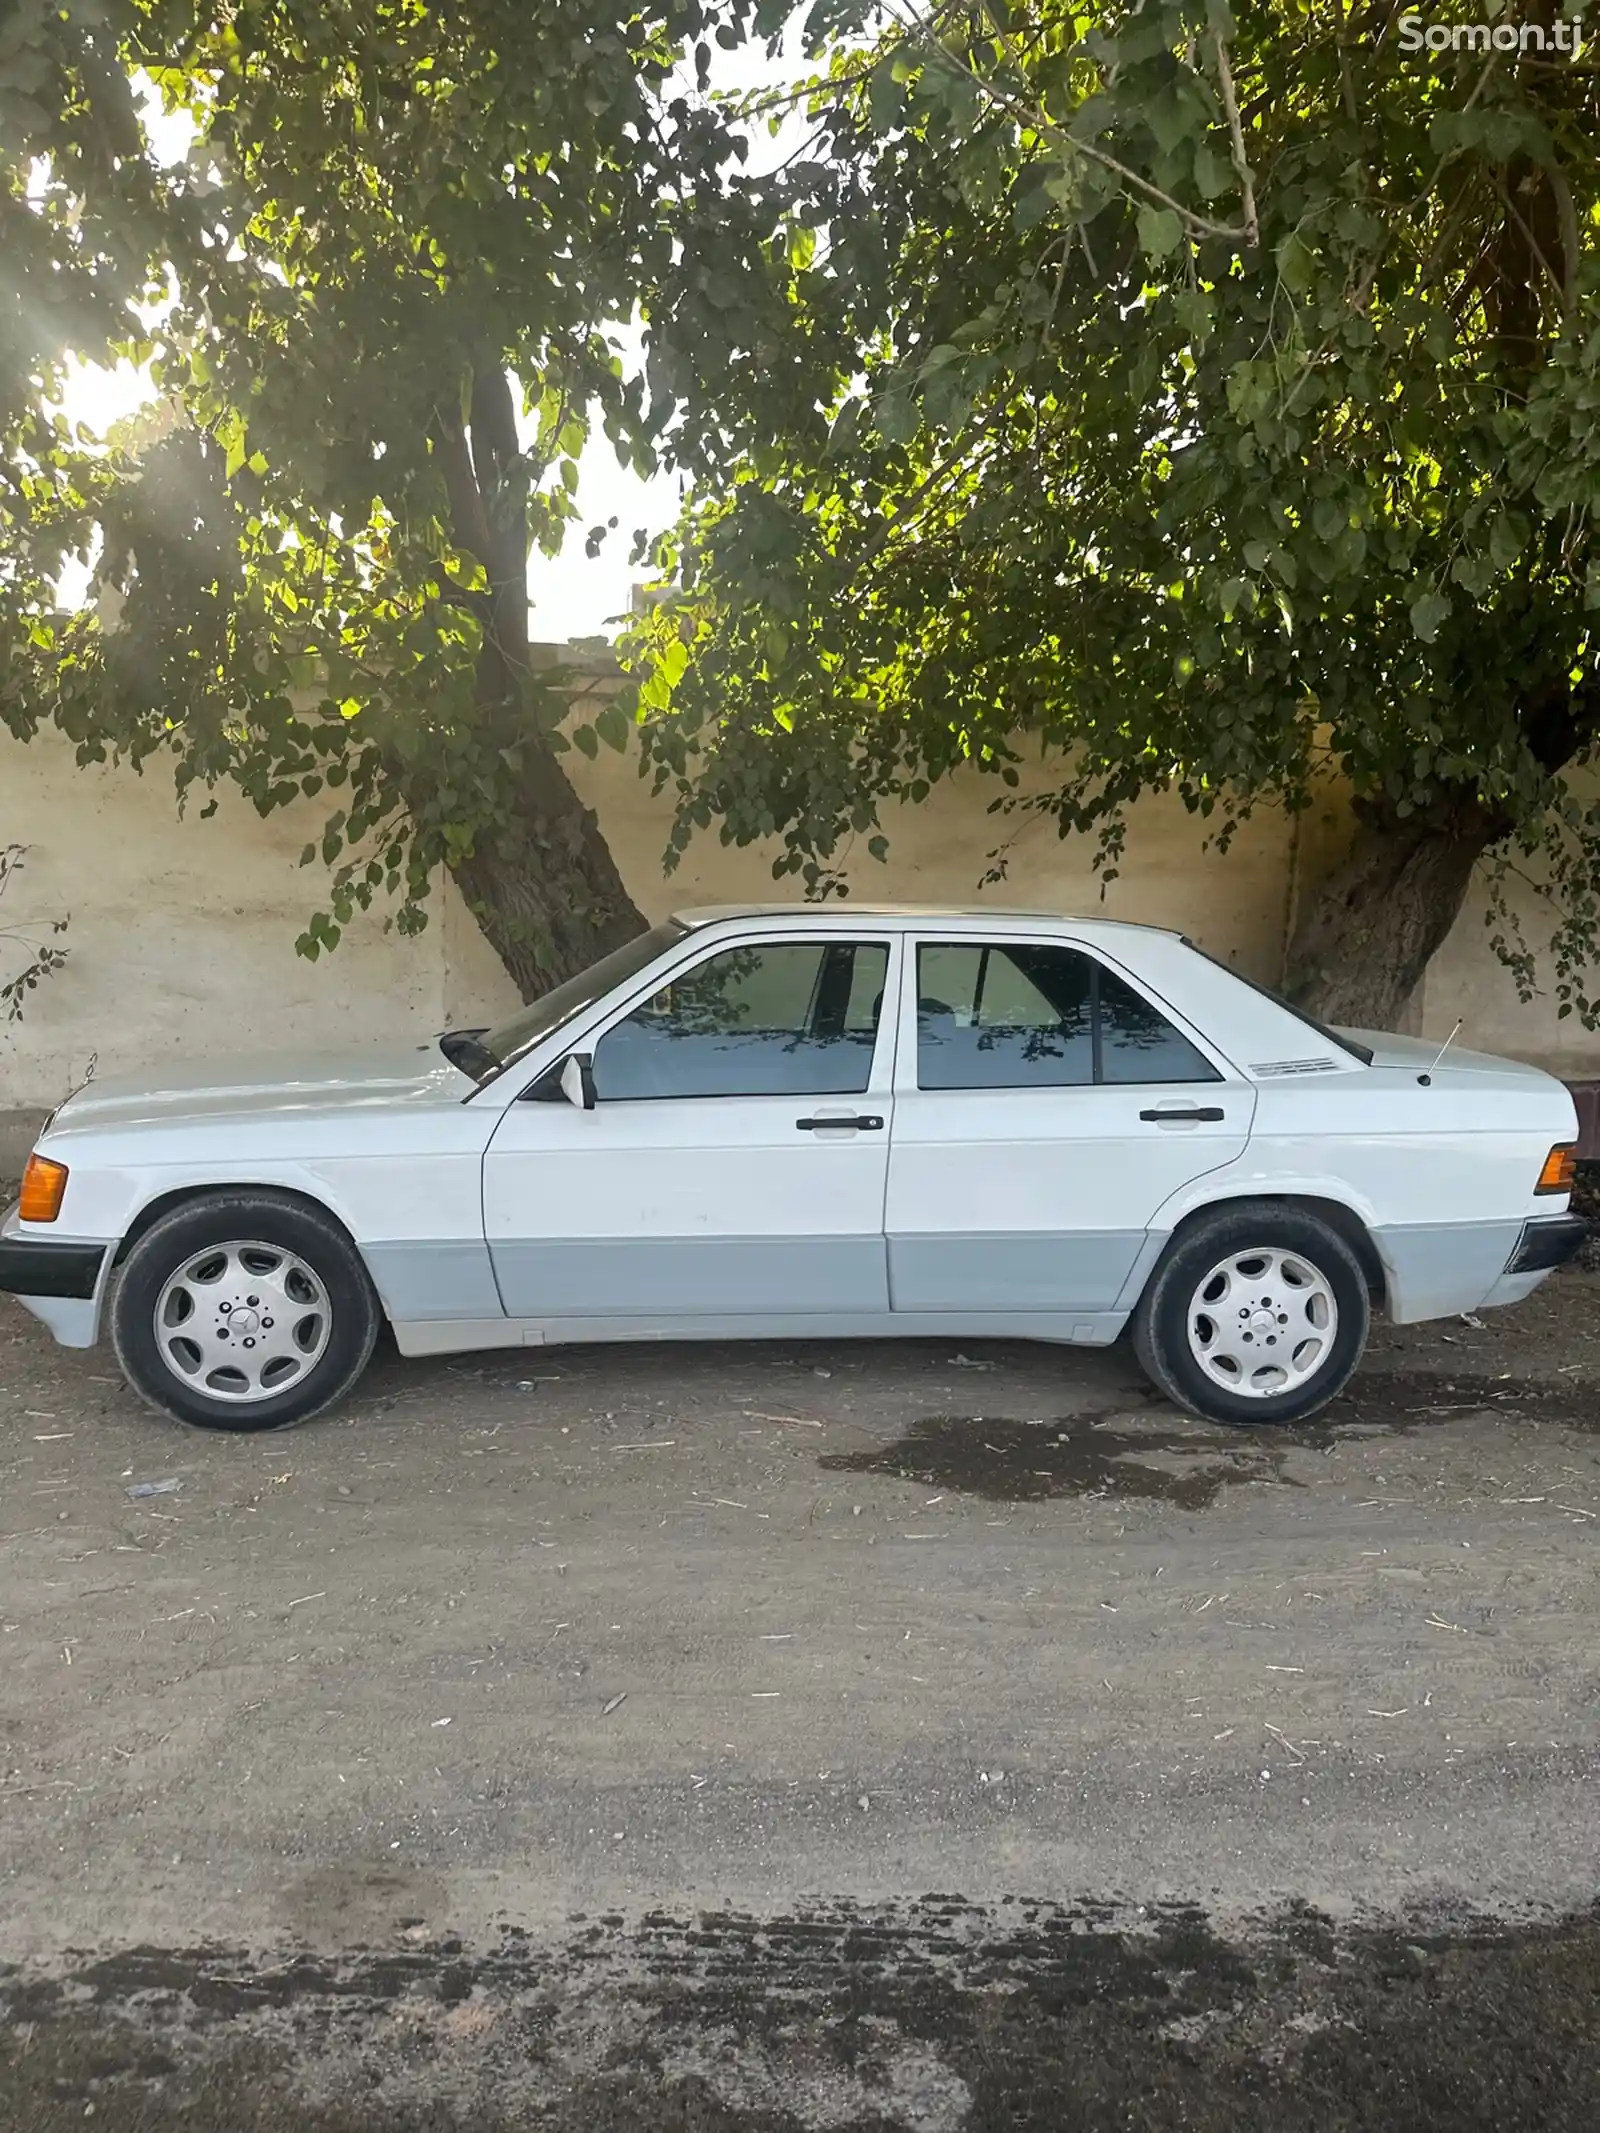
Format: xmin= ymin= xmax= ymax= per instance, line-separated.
xmin=2 ymin=1269 xmax=1599 ymax=2129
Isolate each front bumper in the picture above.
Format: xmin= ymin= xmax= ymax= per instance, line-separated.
xmin=1505 ymin=1214 xmax=1589 ymax=1276
xmin=0 ymin=1222 xmax=107 ymax=1301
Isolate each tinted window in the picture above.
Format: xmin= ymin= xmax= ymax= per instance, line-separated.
xmin=1097 ymin=965 xmax=1219 ymax=1084
xmin=592 ymin=940 xmax=889 ymax=1101
xmin=915 ymin=943 xmax=1219 ymax=1089
xmin=917 ymin=943 xmax=1095 ymax=1089
xmin=484 ymin=922 xmax=686 ymax=1071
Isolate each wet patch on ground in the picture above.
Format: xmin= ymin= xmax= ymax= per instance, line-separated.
xmin=3 ymin=1898 xmax=1600 ymax=2131
xmin=1325 ymin=1369 xmax=1598 ymax=1434
xmin=818 ymin=1364 xmax=1600 ymax=1506
xmin=820 ymin=1412 xmax=1293 ymax=1506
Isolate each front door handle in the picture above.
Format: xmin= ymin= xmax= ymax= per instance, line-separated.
xmin=1140 ymin=1105 xmax=1226 ymax=1124
xmin=796 ymin=1114 xmax=884 ymax=1132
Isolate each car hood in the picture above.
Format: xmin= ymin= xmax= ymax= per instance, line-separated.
xmin=1338 ymin=1029 xmax=1559 ymax=1084
xmin=41 ymin=1040 xmax=475 ymax=1137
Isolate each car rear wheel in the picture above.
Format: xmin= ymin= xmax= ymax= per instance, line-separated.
xmin=110 ymin=1192 xmax=381 ymax=1431
xmin=1131 ymin=1202 xmax=1370 ymax=1426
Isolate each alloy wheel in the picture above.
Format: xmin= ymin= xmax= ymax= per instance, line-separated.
xmin=153 ymin=1239 xmax=332 ymax=1403
xmin=1185 ymin=1246 xmax=1339 ymax=1399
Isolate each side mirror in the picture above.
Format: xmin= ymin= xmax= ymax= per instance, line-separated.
xmin=559 ymin=1052 xmax=597 ymax=1111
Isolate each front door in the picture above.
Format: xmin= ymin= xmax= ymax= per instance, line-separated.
xmin=483 ymin=933 xmax=900 ymax=1322
xmin=885 ymin=936 xmax=1256 ymax=1313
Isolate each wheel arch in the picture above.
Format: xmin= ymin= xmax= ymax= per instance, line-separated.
xmin=1159 ymin=1191 xmax=1388 ymax=1308
xmin=113 ymin=1181 xmax=367 ymax=1273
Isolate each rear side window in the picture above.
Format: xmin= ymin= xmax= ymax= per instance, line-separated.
xmin=1097 ymin=965 xmax=1221 ymax=1083
xmin=915 ymin=943 xmax=1219 ymax=1090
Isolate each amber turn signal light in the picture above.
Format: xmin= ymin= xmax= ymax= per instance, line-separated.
xmin=18 ymin=1153 xmax=68 ymax=1223
xmin=1536 ymin=1143 xmax=1578 ymax=1196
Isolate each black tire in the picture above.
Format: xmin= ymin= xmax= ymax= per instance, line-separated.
xmin=1131 ymin=1201 xmax=1370 ymax=1426
xmin=110 ymin=1191 xmax=381 ymax=1432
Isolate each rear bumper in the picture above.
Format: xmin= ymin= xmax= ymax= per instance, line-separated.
xmin=1505 ymin=1214 xmax=1589 ymax=1276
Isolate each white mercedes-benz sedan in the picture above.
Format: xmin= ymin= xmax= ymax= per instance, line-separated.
xmin=0 ymin=904 xmax=1585 ymax=1432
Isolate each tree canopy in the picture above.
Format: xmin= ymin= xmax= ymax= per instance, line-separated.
xmin=8 ymin=0 xmax=1600 ymax=1029
xmin=627 ymin=0 xmax=1600 ymax=1027
xmin=2 ymin=0 xmax=793 ymax=994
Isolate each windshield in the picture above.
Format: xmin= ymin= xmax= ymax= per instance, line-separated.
xmin=480 ymin=921 xmax=686 ymax=1072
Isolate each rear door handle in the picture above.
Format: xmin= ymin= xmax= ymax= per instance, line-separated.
xmin=796 ymin=1114 xmax=884 ymax=1132
xmin=1140 ymin=1106 xmax=1226 ymax=1124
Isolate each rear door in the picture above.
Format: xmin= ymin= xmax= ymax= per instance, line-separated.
xmin=483 ymin=930 xmax=900 ymax=1321
xmin=885 ymin=935 xmax=1255 ymax=1313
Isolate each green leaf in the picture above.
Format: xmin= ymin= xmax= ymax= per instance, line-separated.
xmin=595 ymin=701 xmax=631 ymax=751
xmin=1135 ymin=205 xmax=1184 ymax=259
xmin=1191 ymin=144 xmax=1235 ymax=203
xmin=868 ymin=62 xmax=904 ymax=134
xmin=1311 ymin=498 xmax=1344 ymax=543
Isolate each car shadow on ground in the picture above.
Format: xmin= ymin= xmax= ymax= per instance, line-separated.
xmin=358 ymin=1304 xmax=1600 ymax=1514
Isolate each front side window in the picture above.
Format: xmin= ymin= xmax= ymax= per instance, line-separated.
xmin=484 ymin=922 xmax=687 ymax=1072
xmin=915 ymin=943 xmax=1219 ymax=1090
xmin=592 ymin=940 xmax=890 ymax=1101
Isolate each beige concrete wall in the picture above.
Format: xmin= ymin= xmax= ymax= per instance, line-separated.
xmin=0 ymin=722 xmax=1296 ymax=1111
xmin=0 ymin=729 xmax=522 ymax=1112
xmin=566 ymin=739 xmax=1297 ymax=982
xmin=4 ymin=697 xmax=1597 ymax=1115
xmin=1419 ymin=845 xmax=1598 ymax=1078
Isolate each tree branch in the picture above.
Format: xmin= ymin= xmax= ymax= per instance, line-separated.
xmin=1211 ymin=33 xmax=1260 ymax=250
xmin=905 ymin=0 xmax=1257 ymax=247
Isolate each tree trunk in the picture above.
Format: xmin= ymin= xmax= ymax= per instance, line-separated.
xmin=1286 ymin=796 xmax=1501 ymax=1031
xmin=431 ymin=358 xmax=646 ymax=999
xmin=449 ymin=736 xmax=647 ymax=996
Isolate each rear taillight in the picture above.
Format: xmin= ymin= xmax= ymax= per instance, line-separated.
xmin=19 ymin=1153 xmax=68 ymax=1223
xmin=1536 ymin=1143 xmax=1578 ymax=1196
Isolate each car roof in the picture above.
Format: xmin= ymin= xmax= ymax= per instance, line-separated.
xmin=671 ymin=902 xmax=1181 ymax=936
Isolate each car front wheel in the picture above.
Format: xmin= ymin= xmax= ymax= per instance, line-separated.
xmin=1131 ymin=1202 xmax=1370 ymax=1426
xmin=110 ymin=1191 xmax=381 ymax=1431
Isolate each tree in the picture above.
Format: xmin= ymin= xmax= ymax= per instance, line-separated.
xmin=1 ymin=0 xmax=792 ymax=998
xmin=628 ymin=0 xmax=1600 ymax=1029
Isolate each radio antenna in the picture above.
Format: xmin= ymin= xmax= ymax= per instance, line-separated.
xmin=1417 ymin=1020 xmax=1462 ymax=1086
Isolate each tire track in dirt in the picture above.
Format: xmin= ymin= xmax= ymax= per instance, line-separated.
xmin=4 ymin=1897 xmax=1600 ymax=2132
